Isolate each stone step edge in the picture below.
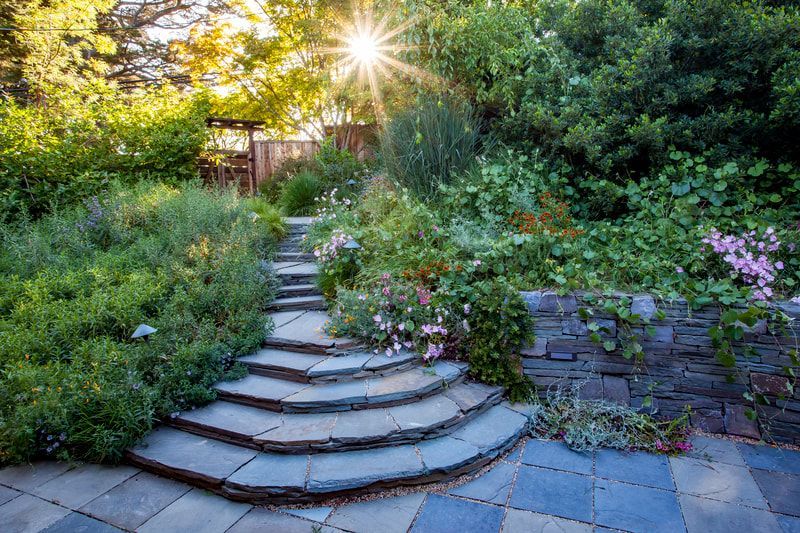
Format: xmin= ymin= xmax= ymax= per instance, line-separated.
xmin=169 ymin=386 xmax=504 ymax=453
xmin=126 ymin=403 xmax=530 ymax=505
xmin=266 ymin=295 xmax=327 ymax=312
xmin=215 ymin=364 xmax=469 ymax=413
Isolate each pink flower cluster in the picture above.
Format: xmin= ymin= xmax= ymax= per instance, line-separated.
xmin=702 ymin=227 xmax=784 ymax=301
xmin=313 ymin=189 xmax=351 ymax=221
xmin=313 ymin=229 xmax=353 ymax=263
xmin=421 ymin=321 xmax=448 ymax=362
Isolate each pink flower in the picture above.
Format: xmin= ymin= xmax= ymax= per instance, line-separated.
xmin=776 ymin=261 xmax=784 ymax=270
xmin=373 ymin=314 xmax=382 ymax=323
xmin=473 ymin=259 xmax=482 ymax=266
xmin=675 ymin=266 xmax=684 ymax=274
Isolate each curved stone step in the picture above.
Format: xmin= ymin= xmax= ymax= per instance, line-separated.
xmin=127 ymin=403 xmax=529 ymax=504
xmin=266 ymin=295 xmax=326 ymax=312
xmin=264 ymin=310 xmax=357 ymax=354
xmin=276 ymin=283 xmax=321 ymax=299
xmin=214 ymin=361 xmax=468 ymax=413
xmin=239 ymin=348 xmax=418 ymax=383
xmin=277 ymin=252 xmax=316 ymax=262
xmin=171 ymin=381 xmax=504 ymax=452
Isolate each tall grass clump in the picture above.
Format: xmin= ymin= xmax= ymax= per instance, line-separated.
xmin=279 ymin=170 xmax=323 ymax=215
xmin=381 ymin=97 xmax=488 ymax=200
xmin=0 ymin=180 xmax=276 ymax=464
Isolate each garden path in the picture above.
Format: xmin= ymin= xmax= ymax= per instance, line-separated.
xmin=1 ymin=434 xmax=799 ymax=532
xmin=121 ymin=217 xmax=527 ymax=503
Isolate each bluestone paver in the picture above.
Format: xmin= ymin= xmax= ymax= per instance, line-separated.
xmin=176 ymin=401 xmax=282 ymax=437
xmin=501 ymin=508 xmax=592 ymax=533
xmin=284 ymin=505 xmax=333 ymax=522
xmin=256 ymin=412 xmax=337 ymax=446
xmin=509 ymin=465 xmax=592 ymax=523
xmin=521 ymin=439 xmax=593 ymax=475
xmin=137 ymin=488 xmax=250 ymax=533
xmin=225 ymin=452 xmax=307 ymax=493
xmin=594 ymin=479 xmax=685 ymax=533
xmin=417 ymin=436 xmax=481 ymax=473
xmin=679 ymin=493 xmax=780 ymax=533
xmin=449 ymin=462 xmax=516 ymax=504
xmin=751 ymin=469 xmax=800 ymax=517
xmin=331 ymin=408 xmax=399 ymax=443
xmin=686 ymin=435 xmax=745 ymax=466
xmin=0 ymin=462 xmax=73 ymax=492
xmin=79 ymin=471 xmax=190 ymax=530
xmin=738 ymin=443 xmax=800 ymax=474
xmin=307 ymin=352 xmax=372 ymax=377
xmin=40 ymin=512 xmax=123 ymax=533
xmin=777 ymin=514 xmax=800 ymax=533
xmin=450 ymin=406 xmax=528 ymax=454
xmin=308 ymin=445 xmax=424 ymax=492
xmin=31 ymin=463 xmax=139 ymax=509
xmin=325 ymin=492 xmax=425 ymax=533
xmin=227 ymin=508 xmax=340 ymax=533
xmin=670 ymin=456 xmax=767 ymax=508
xmin=388 ymin=394 xmax=462 ymax=431
xmin=411 ymin=494 xmax=504 ymax=533
xmin=0 ymin=494 xmax=71 ymax=533
xmin=0 ymin=484 xmax=21 ymax=505
xmin=595 ymin=448 xmax=674 ymax=490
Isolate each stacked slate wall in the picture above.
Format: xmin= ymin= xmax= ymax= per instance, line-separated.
xmin=519 ymin=291 xmax=800 ymax=444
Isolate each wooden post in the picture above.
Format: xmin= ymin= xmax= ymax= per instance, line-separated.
xmin=247 ymin=129 xmax=256 ymax=195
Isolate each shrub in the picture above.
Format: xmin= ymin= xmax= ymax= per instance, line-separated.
xmin=315 ymin=137 xmax=367 ymax=189
xmin=278 ymin=170 xmax=323 ymax=215
xmin=381 ymin=96 xmax=488 ymax=199
xmin=0 ymin=181 xmax=275 ymax=464
xmin=243 ymin=197 xmax=287 ymax=240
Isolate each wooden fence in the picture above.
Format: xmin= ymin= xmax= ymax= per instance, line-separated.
xmin=252 ymin=141 xmax=320 ymax=186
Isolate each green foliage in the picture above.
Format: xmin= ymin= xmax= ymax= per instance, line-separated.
xmin=381 ymin=97 xmax=488 ymax=199
xmin=0 ymin=181 xmax=275 ymax=464
xmin=279 ymin=170 xmax=323 ymax=216
xmin=408 ymin=0 xmax=800 ymax=177
xmin=315 ymin=138 xmax=367 ymax=189
xmin=0 ymin=85 xmax=210 ymax=222
xmin=242 ymin=197 xmax=288 ymax=240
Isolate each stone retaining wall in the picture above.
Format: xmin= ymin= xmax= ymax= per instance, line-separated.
xmin=519 ymin=291 xmax=800 ymax=444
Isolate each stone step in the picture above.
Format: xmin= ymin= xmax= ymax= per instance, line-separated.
xmin=266 ymin=295 xmax=326 ymax=312
xmin=278 ymin=243 xmax=303 ymax=253
xmin=273 ymin=262 xmax=318 ymax=284
xmin=277 ymin=252 xmax=316 ymax=262
xmin=264 ymin=310 xmax=357 ymax=354
xmin=214 ymin=361 xmax=468 ymax=413
xmin=276 ymin=283 xmax=321 ymax=299
xmin=238 ymin=348 xmax=418 ymax=383
xmin=171 ymin=380 xmax=504 ymax=453
xmin=128 ymin=403 xmax=528 ymax=504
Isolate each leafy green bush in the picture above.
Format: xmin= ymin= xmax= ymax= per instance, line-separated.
xmin=0 ymin=181 xmax=275 ymax=464
xmin=315 ymin=137 xmax=367 ymax=189
xmin=408 ymin=0 xmax=800 ymax=178
xmin=381 ymin=96 xmax=488 ymax=199
xmin=279 ymin=170 xmax=323 ymax=215
xmin=243 ymin=197 xmax=287 ymax=240
xmin=0 ymin=85 xmax=210 ymax=222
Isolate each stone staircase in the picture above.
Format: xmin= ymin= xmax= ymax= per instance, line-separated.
xmin=126 ymin=217 xmax=529 ymax=504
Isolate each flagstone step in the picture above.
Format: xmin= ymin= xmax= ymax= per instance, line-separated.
xmin=214 ymin=361 xmax=468 ymax=413
xmin=127 ymin=403 xmax=529 ymax=504
xmin=239 ymin=348 xmax=419 ymax=383
xmin=171 ymin=380 xmax=504 ymax=453
xmin=277 ymin=252 xmax=316 ymax=262
xmin=276 ymin=283 xmax=321 ymax=298
xmin=264 ymin=310 xmax=357 ymax=354
xmin=266 ymin=295 xmax=326 ymax=312
xmin=273 ymin=262 xmax=318 ymax=284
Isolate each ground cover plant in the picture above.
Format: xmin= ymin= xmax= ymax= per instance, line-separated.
xmin=0 ymin=181 xmax=277 ymax=464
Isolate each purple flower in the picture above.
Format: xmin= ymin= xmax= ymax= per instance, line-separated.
xmin=675 ymin=266 xmax=684 ymax=274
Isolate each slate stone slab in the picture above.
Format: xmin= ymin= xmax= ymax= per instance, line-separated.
xmin=417 ymin=436 xmax=481 ymax=473
xmin=284 ymin=506 xmax=333 ymax=522
xmin=79 ymin=471 xmax=190 ymax=530
xmin=127 ymin=427 xmax=257 ymax=486
xmin=777 ymin=514 xmax=800 ymax=533
xmin=388 ymin=395 xmax=462 ymax=432
xmin=502 ymin=509 xmax=592 ymax=533
xmin=595 ymin=449 xmax=674 ymax=490
xmin=366 ymin=368 xmax=443 ymax=404
xmin=509 ymin=465 xmax=592 ymax=522
xmin=450 ymin=405 xmax=528 ymax=455
xmin=521 ymin=291 xmax=542 ymax=314
xmin=410 ymin=494 xmax=504 ymax=533
xmin=228 ymin=508 xmax=338 ymax=533
xmin=137 ymin=488 xmax=251 ymax=533
xmin=225 ymin=453 xmax=307 ymax=494
xmin=215 ymin=374 xmax=309 ymax=404
xmin=268 ymin=311 xmax=351 ymax=350
xmin=521 ymin=439 xmax=593 ymax=475
xmin=176 ymin=401 xmax=282 ymax=438
xmin=363 ymin=350 xmax=416 ymax=371
xmin=41 ymin=512 xmax=123 ymax=533
xmin=432 ymin=361 xmax=463 ymax=381
xmin=331 ymin=409 xmax=398 ymax=443
xmin=751 ymin=469 xmax=800 ymax=516
xmin=444 ymin=382 xmax=503 ymax=412
xmin=738 ymin=443 xmax=800 ymax=474
xmin=256 ymin=412 xmax=337 ymax=446
xmin=0 ymin=494 xmax=71 ymax=533
xmin=326 ymin=492 xmax=426 ymax=533
xmin=0 ymin=485 xmax=21 ymax=506
xmin=686 ymin=436 xmax=745 ymax=466
xmin=239 ymin=348 xmax=326 ymax=374
xmin=539 ymin=292 xmax=578 ymax=314
xmin=595 ymin=479 xmax=685 ymax=533
xmin=282 ymin=380 xmax=367 ymax=409
xmin=602 ymin=375 xmax=631 ymax=406
xmin=671 ymin=456 xmax=766 ymax=508
xmin=307 ymin=353 xmax=372 ymax=377
xmin=448 ymin=461 xmax=515 ymax=504
xmin=679 ymin=493 xmax=779 ymax=533
xmin=308 ymin=445 xmax=424 ymax=492
xmin=0 ymin=461 xmax=74 ymax=491
xmin=269 ymin=310 xmax=307 ymax=328
xmin=724 ymin=403 xmax=761 ymax=439
xmin=32 ymin=463 xmax=139 ymax=509
xmin=631 ymin=296 xmax=656 ymax=319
